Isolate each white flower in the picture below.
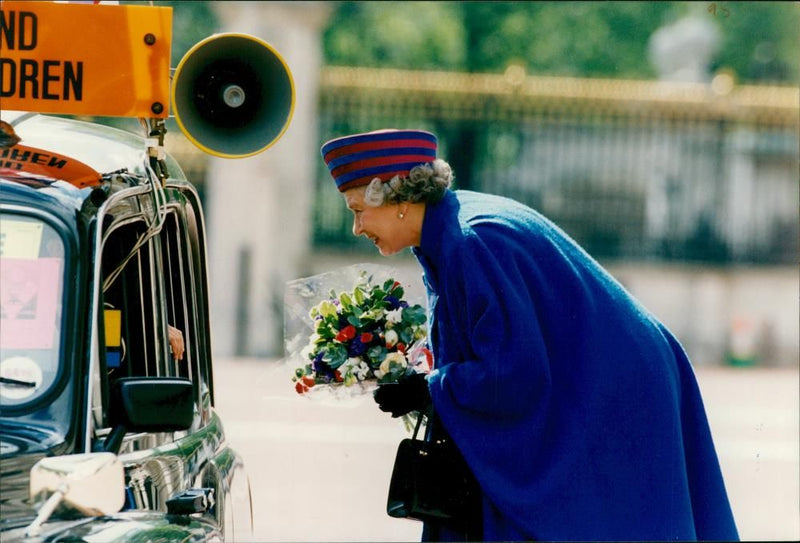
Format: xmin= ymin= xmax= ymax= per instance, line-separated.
xmin=341 ymin=357 xmax=360 ymax=370
xmin=380 ymin=352 xmax=407 ymax=374
xmin=386 ymin=308 xmax=403 ymax=324
xmin=338 ymin=357 xmax=364 ymax=386
xmin=354 ymin=361 xmax=370 ymax=380
xmin=384 ymin=329 xmax=399 ymax=347
xmin=338 ymin=357 xmax=372 ymax=381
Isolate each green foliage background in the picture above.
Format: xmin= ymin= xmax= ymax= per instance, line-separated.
xmin=322 ymin=1 xmax=799 ymax=84
xmin=150 ymin=1 xmax=798 ymax=84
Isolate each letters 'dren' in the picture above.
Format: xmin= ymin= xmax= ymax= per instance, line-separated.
xmin=0 ymin=1 xmax=172 ymax=118
xmin=0 ymin=10 xmax=84 ymax=102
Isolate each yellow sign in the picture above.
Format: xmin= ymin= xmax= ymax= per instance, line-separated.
xmin=0 ymin=1 xmax=172 ymax=118
xmin=103 ymin=309 xmax=122 ymax=348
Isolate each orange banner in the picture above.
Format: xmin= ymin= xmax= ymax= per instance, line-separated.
xmin=0 ymin=1 xmax=172 ymax=118
xmin=0 ymin=143 xmax=101 ymax=187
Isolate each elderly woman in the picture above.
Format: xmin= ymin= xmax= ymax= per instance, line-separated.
xmin=321 ymin=129 xmax=738 ymax=542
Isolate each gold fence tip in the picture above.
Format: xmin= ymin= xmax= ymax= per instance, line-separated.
xmin=711 ymin=71 xmax=736 ymax=96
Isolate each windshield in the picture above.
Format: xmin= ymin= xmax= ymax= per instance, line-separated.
xmin=0 ymin=214 xmax=66 ymax=412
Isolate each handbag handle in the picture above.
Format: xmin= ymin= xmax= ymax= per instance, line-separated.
xmin=411 ymin=406 xmax=434 ymax=440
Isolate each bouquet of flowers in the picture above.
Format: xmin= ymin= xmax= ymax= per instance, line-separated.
xmin=291 ymin=270 xmax=431 ymax=397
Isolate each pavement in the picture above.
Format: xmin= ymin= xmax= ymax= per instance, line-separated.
xmin=212 ymin=359 xmax=799 ymax=542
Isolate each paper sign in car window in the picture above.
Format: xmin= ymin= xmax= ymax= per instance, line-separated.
xmin=0 ymin=2 xmax=173 ymax=118
xmin=0 ymin=218 xmax=43 ymax=258
xmin=0 ymin=356 xmax=43 ymax=401
xmin=0 ymin=257 xmax=62 ymax=349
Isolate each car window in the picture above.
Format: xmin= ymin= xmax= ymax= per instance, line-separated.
xmin=93 ymin=191 xmax=207 ymax=446
xmin=160 ymin=211 xmax=196 ymax=382
xmin=0 ymin=214 xmax=66 ymax=411
xmin=101 ymin=218 xmax=166 ymax=380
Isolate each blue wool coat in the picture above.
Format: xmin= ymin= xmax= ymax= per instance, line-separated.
xmin=412 ymin=189 xmax=738 ymax=541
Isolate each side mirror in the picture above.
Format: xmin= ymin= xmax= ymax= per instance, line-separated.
xmin=103 ymin=377 xmax=194 ymax=453
xmin=26 ymin=452 xmax=124 ymax=536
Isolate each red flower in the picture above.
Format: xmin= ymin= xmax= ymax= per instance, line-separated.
xmin=422 ymin=347 xmax=433 ymax=368
xmin=360 ymin=332 xmax=373 ymax=343
xmin=334 ymin=370 xmax=344 ymax=383
xmin=396 ymin=342 xmax=406 ymax=353
xmin=295 ymin=374 xmax=318 ymax=394
xmin=335 ymin=325 xmax=357 ymax=342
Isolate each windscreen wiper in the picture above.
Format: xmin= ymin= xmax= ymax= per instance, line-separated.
xmin=0 ymin=377 xmax=37 ymax=388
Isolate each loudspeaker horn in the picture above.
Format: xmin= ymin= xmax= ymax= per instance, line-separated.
xmin=171 ymin=33 xmax=295 ymax=158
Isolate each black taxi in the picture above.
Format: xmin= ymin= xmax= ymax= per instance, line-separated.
xmin=0 ymin=110 xmax=253 ymax=542
xmin=0 ymin=1 xmax=294 ymax=540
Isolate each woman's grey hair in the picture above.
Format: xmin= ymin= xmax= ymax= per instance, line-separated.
xmin=363 ymin=158 xmax=452 ymax=207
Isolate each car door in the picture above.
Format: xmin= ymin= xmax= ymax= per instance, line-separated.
xmin=89 ymin=179 xmax=251 ymax=538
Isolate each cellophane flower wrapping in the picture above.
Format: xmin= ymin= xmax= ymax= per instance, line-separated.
xmin=284 ymin=264 xmax=432 ymax=407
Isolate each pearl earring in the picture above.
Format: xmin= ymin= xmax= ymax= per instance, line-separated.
xmin=398 ymin=212 xmax=405 ymax=219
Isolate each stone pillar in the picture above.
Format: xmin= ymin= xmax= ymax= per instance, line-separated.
xmin=205 ymin=1 xmax=332 ymax=357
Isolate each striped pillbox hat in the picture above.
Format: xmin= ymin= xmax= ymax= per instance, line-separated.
xmin=321 ymin=129 xmax=437 ymax=192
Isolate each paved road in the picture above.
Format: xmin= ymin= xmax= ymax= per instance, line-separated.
xmin=213 ymin=359 xmax=799 ymax=542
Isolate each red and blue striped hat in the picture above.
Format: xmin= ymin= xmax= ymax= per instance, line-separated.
xmin=321 ymin=129 xmax=437 ymax=192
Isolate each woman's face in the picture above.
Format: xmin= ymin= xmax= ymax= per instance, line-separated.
xmin=344 ymin=187 xmax=410 ymax=256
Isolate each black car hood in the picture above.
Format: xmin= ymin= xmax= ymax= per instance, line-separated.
xmin=0 ymin=422 xmax=59 ymax=456
xmin=0 ymin=450 xmax=44 ymax=530
xmin=0 ymin=511 xmax=220 ymax=542
xmin=0 ymin=425 xmax=221 ymax=541
xmin=0 ymin=423 xmax=63 ymax=529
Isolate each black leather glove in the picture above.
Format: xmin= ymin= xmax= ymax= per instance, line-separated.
xmin=373 ymin=371 xmax=431 ymax=418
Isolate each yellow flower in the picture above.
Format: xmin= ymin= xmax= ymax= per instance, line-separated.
xmin=380 ymin=352 xmax=407 ymax=374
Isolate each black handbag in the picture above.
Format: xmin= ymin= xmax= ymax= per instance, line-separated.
xmin=386 ymin=410 xmax=478 ymax=523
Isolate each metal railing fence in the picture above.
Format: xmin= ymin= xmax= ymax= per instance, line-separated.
xmin=315 ymin=67 xmax=799 ymax=264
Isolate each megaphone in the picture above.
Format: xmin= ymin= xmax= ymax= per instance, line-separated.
xmin=171 ymin=33 xmax=295 ymax=158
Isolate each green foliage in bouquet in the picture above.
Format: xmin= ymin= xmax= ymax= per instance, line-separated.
xmin=292 ymin=271 xmax=430 ymax=394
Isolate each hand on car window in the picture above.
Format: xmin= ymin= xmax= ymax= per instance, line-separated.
xmin=168 ymin=325 xmax=184 ymax=361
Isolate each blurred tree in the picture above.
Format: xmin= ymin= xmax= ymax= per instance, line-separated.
xmin=708 ymin=1 xmax=799 ymax=84
xmin=461 ymin=1 xmax=684 ymax=77
xmin=323 ymin=1 xmax=798 ymax=84
xmin=150 ymin=1 xmax=220 ymax=67
xmin=323 ymin=1 xmax=466 ymax=70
